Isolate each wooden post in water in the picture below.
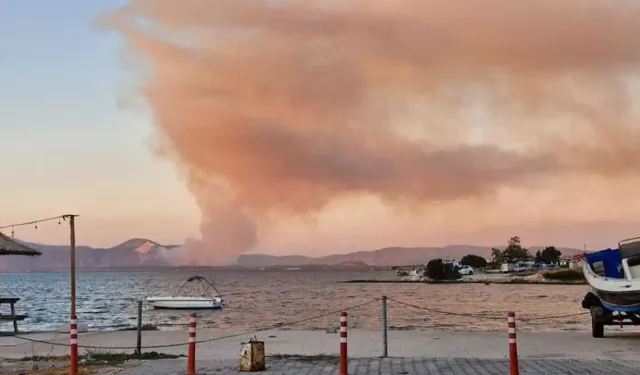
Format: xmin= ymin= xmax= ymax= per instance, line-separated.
xmin=136 ymin=300 xmax=143 ymax=355
xmin=381 ymin=296 xmax=388 ymax=358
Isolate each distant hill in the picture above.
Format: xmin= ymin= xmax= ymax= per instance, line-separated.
xmin=0 ymin=238 xmax=180 ymax=272
xmin=234 ymin=245 xmax=587 ymax=268
xmin=0 ymin=238 xmax=586 ymax=272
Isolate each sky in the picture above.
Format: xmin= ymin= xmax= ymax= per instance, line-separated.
xmin=0 ymin=0 xmax=201 ymax=247
xmin=2 ymin=0 xmax=640 ymax=259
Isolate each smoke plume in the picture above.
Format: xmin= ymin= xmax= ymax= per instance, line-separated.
xmin=104 ymin=0 xmax=640 ymax=263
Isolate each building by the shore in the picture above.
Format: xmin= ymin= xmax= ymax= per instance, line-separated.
xmin=560 ymin=254 xmax=585 ymax=270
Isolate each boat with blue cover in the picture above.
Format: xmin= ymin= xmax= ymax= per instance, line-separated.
xmin=581 ymin=237 xmax=640 ymax=337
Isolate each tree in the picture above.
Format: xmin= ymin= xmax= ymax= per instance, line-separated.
xmin=539 ymin=246 xmax=562 ymax=264
xmin=534 ymin=250 xmax=543 ymax=263
xmin=492 ymin=236 xmax=531 ymax=264
xmin=491 ymin=248 xmax=504 ymax=264
xmin=460 ymin=254 xmax=487 ymax=269
xmin=426 ymin=259 xmax=461 ymax=280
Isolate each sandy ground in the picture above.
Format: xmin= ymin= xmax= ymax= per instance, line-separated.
xmin=2 ymin=329 xmax=639 ymax=362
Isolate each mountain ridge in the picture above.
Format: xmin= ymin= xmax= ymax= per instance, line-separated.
xmin=234 ymin=244 xmax=586 ymax=267
xmin=0 ymin=237 xmax=586 ymax=272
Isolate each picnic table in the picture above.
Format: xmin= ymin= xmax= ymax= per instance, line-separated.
xmin=0 ymin=297 xmax=27 ymax=334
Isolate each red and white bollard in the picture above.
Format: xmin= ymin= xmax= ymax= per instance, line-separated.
xmin=187 ymin=313 xmax=196 ymax=375
xmin=507 ymin=312 xmax=519 ymax=375
xmin=69 ymin=314 xmax=78 ymax=375
xmin=339 ymin=312 xmax=348 ymax=375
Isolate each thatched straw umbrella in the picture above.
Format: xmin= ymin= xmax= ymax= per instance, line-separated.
xmin=0 ymin=232 xmax=41 ymax=256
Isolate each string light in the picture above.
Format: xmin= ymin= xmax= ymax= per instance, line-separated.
xmin=0 ymin=215 xmax=73 ymax=238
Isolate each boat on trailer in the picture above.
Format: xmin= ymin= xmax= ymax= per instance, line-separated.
xmin=581 ymin=236 xmax=640 ymax=337
xmin=145 ymin=276 xmax=224 ymax=310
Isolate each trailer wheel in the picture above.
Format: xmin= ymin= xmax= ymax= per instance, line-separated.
xmin=592 ymin=319 xmax=604 ymax=338
xmin=590 ymin=306 xmax=604 ymax=338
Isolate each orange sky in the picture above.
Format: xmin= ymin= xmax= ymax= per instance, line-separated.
xmin=3 ymin=0 xmax=640 ymax=261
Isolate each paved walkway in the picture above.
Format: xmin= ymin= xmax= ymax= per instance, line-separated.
xmin=89 ymin=357 xmax=640 ymax=375
xmin=4 ymin=330 xmax=640 ymax=361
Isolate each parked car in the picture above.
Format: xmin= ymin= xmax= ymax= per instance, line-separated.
xmin=458 ymin=265 xmax=475 ymax=275
xmin=513 ymin=263 xmax=530 ymax=272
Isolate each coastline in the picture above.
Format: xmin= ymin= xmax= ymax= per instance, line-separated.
xmin=340 ymin=278 xmax=587 ymax=285
xmin=340 ymin=272 xmax=587 ymax=285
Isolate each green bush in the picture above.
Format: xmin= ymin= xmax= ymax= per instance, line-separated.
xmin=543 ymin=269 xmax=585 ymax=281
xmin=426 ymin=259 xmax=461 ymax=280
xmin=460 ymin=254 xmax=487 ymax=268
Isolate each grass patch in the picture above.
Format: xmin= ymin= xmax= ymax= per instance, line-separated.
xmin=543 ymin=269 xmax=585 ymax=281
xmin=14 ymin=350 xmax=181 ymax=367
xmin=268 ymin=354 xmax=338 ymax=364
xmin=15 ymin=355 xmax=70 ymax=362
xmin=119 ymin=323 xmax=158 ymax=331
xmin=83 ymin=348 xmax=182 ymax=365
xmin=5 ymin=368 xmax=97 ymax=375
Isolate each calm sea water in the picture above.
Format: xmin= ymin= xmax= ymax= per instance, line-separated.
xmin=0 ymin=270 xmax=595 ymax=333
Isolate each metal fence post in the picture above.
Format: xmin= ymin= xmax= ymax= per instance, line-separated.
xmin=339 ymin=312 xmax=348 ymax=375
xmin=508 ymin=312 xmax=519 ymax=375
xmin=381 ymin=296 xmax=388 ymax=357
xmin=187 ymin=313 xmax=197 ymax=375
xmin=136 ymin=300 xmax=143 ymax=355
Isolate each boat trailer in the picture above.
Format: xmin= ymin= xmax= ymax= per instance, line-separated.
xmin=582 ymin=291 xmax=640 ymax=338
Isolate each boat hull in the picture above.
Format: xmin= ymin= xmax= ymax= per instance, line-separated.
xmin=145 ymin=297 xmax=224 ymax=310
xmin=589 ymin=287 xmax=640 ymax=313
xmin=583 ymin=261 xmax=640 ymax=313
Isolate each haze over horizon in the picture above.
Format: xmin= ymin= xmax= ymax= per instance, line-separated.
xmin=3 ymin=0 xmax=640 ymax=262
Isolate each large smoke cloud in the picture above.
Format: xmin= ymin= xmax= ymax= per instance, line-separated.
xmin=104 ymin=0 xmax=640 ymax=264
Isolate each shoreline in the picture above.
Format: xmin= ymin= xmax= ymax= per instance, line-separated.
xmin=339 ymin=278 xmax=587 ymax=285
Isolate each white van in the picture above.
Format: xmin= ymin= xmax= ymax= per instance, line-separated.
xmin=500 ymin=263 xmax=514 ymax=273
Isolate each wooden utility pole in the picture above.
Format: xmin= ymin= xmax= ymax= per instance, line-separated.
xmin=69 ymin=215 xmax=77 ymax=316
xmin=64 ymin=214 xmax=79 ymax=375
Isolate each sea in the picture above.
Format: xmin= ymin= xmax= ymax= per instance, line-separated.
xmin=0 ymin=270 xmax=596 ymax=333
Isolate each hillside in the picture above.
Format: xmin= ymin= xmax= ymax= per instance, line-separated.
xmin=234 ymin=245 xmax=586 ymax=268
xmin=0 ymin=238 xmax=179 ymax=272
xmin=0 ymin=238 xmax=586 ymax=272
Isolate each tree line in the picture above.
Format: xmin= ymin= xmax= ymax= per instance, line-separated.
xmin=425 ymin=236 xmax=565 ymax=280
xmin=458 ymin=236 xmax=563 ymax=268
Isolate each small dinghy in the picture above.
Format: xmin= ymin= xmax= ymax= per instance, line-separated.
xmin=145 ymin=276 xmax=224 ymax=310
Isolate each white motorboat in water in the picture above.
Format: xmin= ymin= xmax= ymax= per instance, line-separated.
xmin=145 ymin=276 xmax=225 ymax=310
xmin=145 ymin=296 xmax=224 ymax=310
